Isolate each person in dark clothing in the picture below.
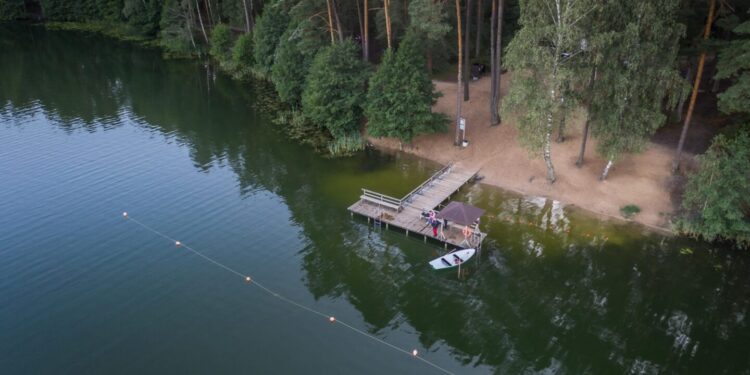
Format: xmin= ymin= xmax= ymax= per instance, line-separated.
xmin=431 ymin=218 xmax=440 ymax=236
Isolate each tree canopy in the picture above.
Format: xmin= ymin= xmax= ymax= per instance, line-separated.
xmin=302 ymin=40 xmax=371 ymax=141
xmin=677 ymin=130 xmax=750 ymax=247
xmin=366 ymin=30 xmax=447 ymax=144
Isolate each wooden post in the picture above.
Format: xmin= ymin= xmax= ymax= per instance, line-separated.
xmin=673 ymin=0 xmax=716 ymax=173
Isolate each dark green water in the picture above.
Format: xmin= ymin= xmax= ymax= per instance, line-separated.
xmin=1 ymin=25 xmax=749 ymax=374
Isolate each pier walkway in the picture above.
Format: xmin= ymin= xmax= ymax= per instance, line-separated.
xmin=348 ymin=163 xmax=486 ymax=249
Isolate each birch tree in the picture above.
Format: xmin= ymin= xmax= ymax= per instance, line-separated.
xmin=503 ymin=0 xmax=593 ymax=183
xmin=590 ymin=0 xmax=684 ymax=180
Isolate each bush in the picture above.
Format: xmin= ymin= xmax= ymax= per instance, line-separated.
xmin=620 ymin=204 xmax=641 ymax=219
xmin=209 ymin=23 xmax=233 ymax=68
xmin=676 ymin=130 xmax=750 ymax=247
xmin=231 ymin=33 xmax=254 ymax=79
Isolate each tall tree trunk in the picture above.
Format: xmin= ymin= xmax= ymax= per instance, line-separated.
xmin=556 ymin=94 xmax=565 ymax=142
xmin=490 ymin=0 xmax=503 ymax=125
xmin=242 ymin=0 xmax=251 ymax=32
xmin=475 ymin=0 xmax=482 ymax=58
xmin=195 ymin=0 xmax=209 ymax=45
xmin=249 ymin=0 xmax=255 ymax=27
xmin=205 ymin=0 xmax=215 ymax=27
xmin=673 ymin=0 xmax=715 ymax=173
xmin=357 ymin=0 xmax=364 ymax=48
xmin=332 ymin=0 xmax=344 ymax=42
xmin=455 ymin=0 xmax=463 ymax=145
xmin=544 ymin=63 xmax=558 ymax=183
xmin=364 ymin=0 xmax=369 ymax=60
xmin=384 ymin=0 xmax=392 ymax=49
xmin=326 ymin=0 xmax=336 ymax=44
xmin=186 ymin=0 xmax=197 ymax=49
xmin=675 ymin=62 xmax=692 ymax=122
xmin=544 ymin=113 xmax=556 ymax=183
xmin=557 ymin=114 xmax=566 ymax=142
xmin=427 ymin=50 xmax=433 ymax=73
xmin=577 ymin=66 xmax=596 ymax=167
xmin=490 ymin=0 xmax=497 ymax=124
xmin=600 ymin=160 xmax=613 ymax=181
xmin=463 ymin=0 xmax=472 ymax=101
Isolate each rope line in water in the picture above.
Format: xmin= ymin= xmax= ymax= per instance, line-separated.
xmin=122 ymin=212 xmax=454 ymax=375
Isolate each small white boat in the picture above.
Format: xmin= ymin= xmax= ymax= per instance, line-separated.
xmin=429 ymin=249 xmax=476 ymax=270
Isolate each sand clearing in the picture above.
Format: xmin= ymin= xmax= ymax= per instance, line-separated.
xmin=369 ymin=74 xmax=679 ymax=230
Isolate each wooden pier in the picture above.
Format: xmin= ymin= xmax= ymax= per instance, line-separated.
xmin=348 ymin=163 xmax=486 ymax=249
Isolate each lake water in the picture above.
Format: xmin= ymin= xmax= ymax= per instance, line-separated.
xmin=1 ymin=25 xmax=749 ymax=374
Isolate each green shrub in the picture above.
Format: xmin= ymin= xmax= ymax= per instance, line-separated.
xmin=231 ymin=33 xmax=254 ymax=79
xmin=676 ymin=130 xmax=750 ymax=247
xmin=620 ymin=204 xmax=641 ymax=219
xmin=209 ymin=23 xmax=233 ymax=68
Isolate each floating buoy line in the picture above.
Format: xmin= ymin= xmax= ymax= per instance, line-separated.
xmin=122 ymin=212 xmax=453 ymax=375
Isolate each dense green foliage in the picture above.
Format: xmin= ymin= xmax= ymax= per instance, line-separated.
xmin=252 ymin=2 xmax=289 ymax=78
xmin=503 ymin=0 xmax=595 ymax=182
xmin=270 ymin=2 xmax=326 ymax=107
xmin=271 ymin=31 xmax=309 ymax=106
xmin=0 ymin=0 xmax=27 ymax=20
xmin=677 ymin=130 xmax=750 ymax=247
xmin=716 ymin=20 xmax=750 ymax=117
xmin=588 ymin=0 xmax=684 ymax=167
xmin=159 ymin=0 xmax=195 ymax=56
xmin=302 ymin=41 xmax=371 ymax=142
xmin=231 ymin=32 xmax=254 ymax=78
xmin=366 ymin=30 xmax=446 ymax=143
xmin=209 ymin=23 xmax=233 ymax=67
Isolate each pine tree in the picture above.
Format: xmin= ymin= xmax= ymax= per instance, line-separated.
xmin=715 ymin=20 xmax=750 ymax=116
xmin=366 ymin=30 xmax=448 ymax=145
xmin=302 ymin=40 xmax=371 ymax=140
xmin=408 ymin=0 xmax=450 ymax=73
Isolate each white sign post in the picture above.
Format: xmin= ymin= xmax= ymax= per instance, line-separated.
xmin=459 ymin=118 xmax=467 ymax=147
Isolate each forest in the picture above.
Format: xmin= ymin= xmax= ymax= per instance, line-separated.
xmin=1 ymin=0 xmax=748 ymax=247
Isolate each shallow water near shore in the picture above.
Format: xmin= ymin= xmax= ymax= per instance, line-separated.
xmin=1 ymin=24 xmax=749 ymax=374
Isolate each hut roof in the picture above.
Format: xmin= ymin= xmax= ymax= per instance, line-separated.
xmin=437 ymin=201 xmax=485 ymax=226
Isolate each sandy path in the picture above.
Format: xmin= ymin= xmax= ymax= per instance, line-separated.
xmin=368 ymin=74 xmax=676 ymax=229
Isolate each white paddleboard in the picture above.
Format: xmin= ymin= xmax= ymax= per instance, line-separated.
xmin=429 ymin=249 xmax=476 ymax=270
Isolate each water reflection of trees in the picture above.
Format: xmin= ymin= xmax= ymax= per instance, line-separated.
xmin=3 ymin=25 xmax=750 ymax=374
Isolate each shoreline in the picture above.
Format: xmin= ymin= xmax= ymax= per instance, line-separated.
xmin=368 ymin=76 xmax=680 ymax=234
xmin=370 ymin=138 xmax=675 ymax=236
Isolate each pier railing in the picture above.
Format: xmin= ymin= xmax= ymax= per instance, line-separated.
xmin=359 ymin=164 xmax=453 ymax=212
xmin=401 ymin=164 xmax=451 ymax=207
xmin=361 ymin=189 xmax=403 ymax=211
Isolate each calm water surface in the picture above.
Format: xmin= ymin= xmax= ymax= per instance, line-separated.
xmin=1 ymin=25 xmax=749 ymax=374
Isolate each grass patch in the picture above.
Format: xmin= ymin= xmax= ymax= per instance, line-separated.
xmin=620 ymin=204 xmax=641 ymax=219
